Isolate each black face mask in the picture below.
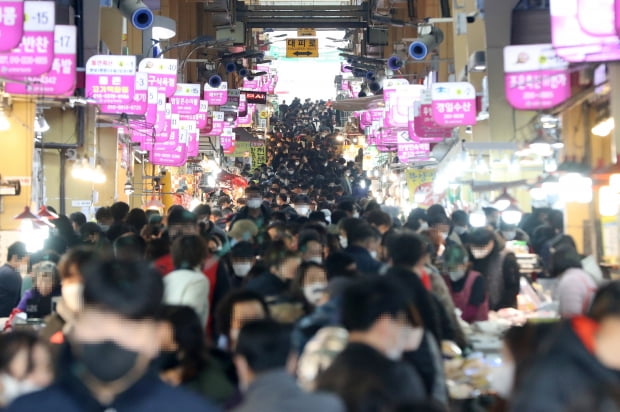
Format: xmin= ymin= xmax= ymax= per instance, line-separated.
xmin=74 ymin=340 xmax=139 ymax=383
xmin=158 ymin=351 xmax=182 ymax=371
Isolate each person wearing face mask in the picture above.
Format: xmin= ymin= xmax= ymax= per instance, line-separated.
xmin=342 ymin=223 xmax=383 ymax=277
xmin=40 ymin=247 xmax=93 ymax=345
xmin=451 ymin=210 xmax=470 ymax=243
xmin=293 ymin=195 xmax=312 ymax=217
xmin=298 ymin=229 xmax=325 ymax=265
xmin=442 ymin=243 xmax=488 ymax=323
xmin=7 ymin=259 xmax=218 ymax=412
xmin=316 ymin=277 xmax=426 ymax=412
xmin=229 ymin=186 xmax=272 ymax=232
xmin=293 ymin=262 xmax=329 ymax=312
xmin=468 ymin=228 xmax=520 ymax=311
xmin=0 ymin=331 xmax=54 ymax=407
xmin=497 ymin=221 xmax=530 ymax=245
xmin=229 ymin=242 xmax=257 ymax=288
xmin=15 ymin=261 xmax=61 ymax=320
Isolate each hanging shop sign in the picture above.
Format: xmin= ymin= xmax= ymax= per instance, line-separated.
xmin=200 ymin=113 xmax=213 ymax=134
xmin=0 ymin=1 xmax=54 ymax=77
xmin=250 ymin=141 xmax=267 ymax=166
xmin=209 ymin=111 xmax=225 ymax=136
xmin=362 ymin=145 xmax=379 ymax=171
xmin=138 ymin=57 xmax=178 ymax=97
xmin=504 ymin=44 xmax=571 ymax=110
xmin=242 ymin=79 xmax=260 ymax=91
xmin=397 ymin=141 xmax=432 ymax=163
xmin=85 ymin=54 xmax=136 ymax=104
xmin=285 ymin=38 xmax=319 ymax=58
xmin=405 ymin=168 xmax=436 ymax=207
xmin=359 ymin=109 xmax=384 ymax=128
xmin=204 ymin=82 xmax=228 ymax=106
xmin=180 ymin=119 xmax=199 ymax=157
xmin=220 ymin=131 xmax=235 ymax=154
xmin=0 ymin=0 xmax=25 ymax=52
xmin=100 ymin=72 xmax=148 ymax=115
xmin=297 ymin=28 xmax=316 ymax=37
xmin=409 ymin=101 xmax=453 ymax=142
xmin=6 ymin=24 xmax=76 ymax=96
xmin=383 ymin=84 xmax=423 ymax=129
xmin=431 ymin=82 xmax=476 ymax=127
xmin=170 ymin=83 xmax=201 ymax=115
xmin=181 ymin=100 xmax=209 ymax=129
xmin=144 ymin=88 xmax=160 ymax=126
xmin=243 ymin=90 xmax=267 ymax=104
xmin=150 ymin=114 xmax=188 ymax=166
xmin=550 ymin=0 xmax=620 ymax=62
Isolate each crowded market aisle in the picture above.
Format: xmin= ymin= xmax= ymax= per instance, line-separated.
xmin=0 ymin=97 xmax=616 ymax=412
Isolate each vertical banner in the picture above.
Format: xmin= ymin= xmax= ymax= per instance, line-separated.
xmin=85 ymin=55 xmax=136 ymax=104
xmin=431 ymin=82 xmax=477 ymax=127
xmin=138 ymin=58 xmax=178 ymax=97
xmin=6 ymin=24 xmax=77 ymax=96
xmin=0 ymin=0 xmax=54 ymax=77
xmin=503 ymin=44 xmax=571 ymax=110
xmin=250 ymin=141 xmax=266 ymax=167
xmin=0 ymin=0 xmax=25 ymax=52
xmin=405 ymin=168 xmax=436 ymax=207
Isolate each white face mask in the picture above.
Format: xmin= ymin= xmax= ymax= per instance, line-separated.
xmin=0 ymin=373 xmax=42 ymax=405
xmin=417 ymin=222 xmax=429 ymax=232
xmin=339 ymin=236 xmax=348 ymax=249
xmin=295 ymin=205 xmax=310 ymax=216
xmin=303 ymin=282 xmax=327 ymax=305
xmin=489 ymin=361 xmax=515 ymax=399
xmin=370 ymin=250 xmax=378 ymax=260
xmin=307 ymin=256 xmax=323 ymax=264
xmin=471 ymin=248 xmax=492 ymax=260
xmin=449 ymin=269 xmax=467 ymax=282
xmin=232 ymin=262 xmax=253 ymax=277
xmin=502 ymin=231 xmax=517 ymax=241
xmin=61 ymin=283 xmax=84 ymax=313
xmin=352 ymin=212 xmax=360 ymax=218
xmin=247 ymin=198 xmax=263 ymax=209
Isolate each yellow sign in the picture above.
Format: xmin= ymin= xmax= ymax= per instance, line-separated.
xmin=286 ymin=38 xmax=319 ymax=58
xmin=250 ymin=142 xmax=267 ymax=167
xmin=259 ymin=110 xmax=269 ymax=119
xmin=297 ymin=28 xmax=316 ymax=37
xmin=405 ymin=168 xmax=435 ymax=206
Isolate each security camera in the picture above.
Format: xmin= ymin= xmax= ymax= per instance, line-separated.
xmin=114 ymin=0 xmax=154 ymax=30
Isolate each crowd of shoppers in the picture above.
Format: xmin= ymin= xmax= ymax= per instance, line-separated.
xmin=0 ymin=97 xmax=615 ymax=411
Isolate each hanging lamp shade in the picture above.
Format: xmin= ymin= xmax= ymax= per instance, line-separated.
xmin=14 ymin=206 xmax=39 ymax=220
xmin=492 ymin=189 xmax=518 ymax=211
xmin=145 ymin=197 xmax=165 ymax=210
xmin=37 ymin=205 xmax=58 ymax=219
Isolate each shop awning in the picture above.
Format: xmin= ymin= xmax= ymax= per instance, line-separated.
xmin=233 ymin=127 xmax=257 ymax=142
xmin=331 ymin=95 xmax=385 ymax=112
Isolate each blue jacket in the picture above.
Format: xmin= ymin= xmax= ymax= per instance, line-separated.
xmin=344 ymin=245 xmax=383 ymax=276
xmin=7 ymin=348 xmax=219 ymax=412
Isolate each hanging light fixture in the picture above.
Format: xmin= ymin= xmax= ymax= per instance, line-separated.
xmin=469 ymin=207 xmax=487 ymax=228
xmin=14 ymin=206 xmax=39 ymax=220
xmin=599 ymin=186 xmax=620 ymax=216
xmin=591 ymin=118 xmax=614 ymax=137
xmin=124 ymin=177 xmax=134 ymax=195
xmin=492 ymin=188 xmax=517 ymax=211
xmin=33 ymin=110 xmax=50 ymax=133
xmin=145 ymin=196 xmax=165 ymax=210
xmin=501 ymin=204 xmax=523 ymax=225
xmin=37 ymin=205 xmax=58 ymax=220
xmin=0 ymin=93 xmax=11 ymax=131
xmin=528 ymin=136 xmax=553 ymax=157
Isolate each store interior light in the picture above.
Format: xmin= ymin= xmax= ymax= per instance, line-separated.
xmin=469 ymin=208 xmax=487 ymax=228
xmin=539 ymin=114 xmax=559 ymax=129
xmin=124 ymin=178 xmax=134 ymax=195
xmin=599 ymin=185 xmax=619 ymax=216
xmin=34 ymin=111 xmax=50 ymax=133
xmin=592 ymin=117 xmax=615 ymax=137
xmin=530 ymin=186 xmax=546 ymax=201
xmin=528 ymin=136 xmax=552 ymax=157
xmin=544 ymin=157 xmax=558 ymax=173
xmin=501 ymin=204 xmax=523 ymax=225
xmin=493 ymin=189 xmax=517 ymax=211
xmin=559 ymin=173 xmax=592 ymax=203
xmin=610 ymin=173 xmax=620 ymax=192
xmin=151 ymin=16 xmax=177 ymax=40
xmin=474 ymin=155 xmax=489 ymax=174
xmin=468 ymin=50 xmax=486 ymax=72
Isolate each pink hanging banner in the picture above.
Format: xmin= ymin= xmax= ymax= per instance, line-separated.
xmin=180 ymin=100 xmax=208 ymax=129
xmin=204 ymin=82 xmax=228 ymax=106
xmin=200 ymin=113 xmax=213 ymax=134
xmin=503 ymin=44 xmax=571 ymax=110
xmin=397 ymin=141 xmax=431 ymax=163
xmin=138 ymin=57 xmax=178 ymax=97
xmin=551 ymin=0 xmax=620 ymax=62
xmin=431 ymin=82 xmax=476 ymax=127
xmin=149 ymin=115 xmax=188 ymax=166
xmin=359 ymin=109 xmax=384 ymax=128
xmin=0 ymin=0 xmax=25 ymax=52
xmin=85 ymin=55 xmax=136 ymax=104
xmin=242 ymin=79 xmax=259 ymax=90
xmin=409 ymin=102 xmax=452 ymax=142
xmin=220 ymin=130 xmax=235 ymax=153
xmin=170 ymin=83 xmax=201 ymax=115
xmin=383 ymin=84 xmax=423 ymax=129
xmin=144 ymin=87 xmax=159 ymax=125
xmin=99 ymin=71 xmax=148 ymax=115
xmin=209 ymin=111 xmax=225 ymax=136
xmin=236 ymin=104 xmax=253 ymax=126
xmin=5 ymin=24 xmax=76 ymax=96
xmin=0 ymin=1 xmax=54 ymax=78
xmin=180 ymin=119 xmax=199 ymax=157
